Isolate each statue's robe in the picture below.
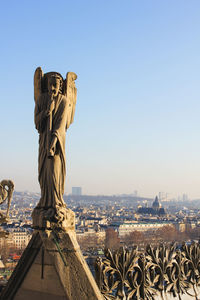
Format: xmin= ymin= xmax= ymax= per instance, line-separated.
xmin=34 ymin=93 xmax=68 ymax=209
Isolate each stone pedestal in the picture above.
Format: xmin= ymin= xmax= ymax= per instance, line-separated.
xmin=32 ymin=206 xmax=75 ymax=231
xmin=1 ymin=230 xmax=103 ymax=300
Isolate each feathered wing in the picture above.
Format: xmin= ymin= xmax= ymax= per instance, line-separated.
xmin=65 ymin=72 xmax=77 ymax=129
xmin=34 ymin=67 xmax=43 ymax=102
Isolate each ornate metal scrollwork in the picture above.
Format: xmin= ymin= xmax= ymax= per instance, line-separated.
xmin=95 ymin=242 xmax=200 ymax=299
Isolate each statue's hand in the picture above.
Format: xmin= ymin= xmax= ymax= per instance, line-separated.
xmin=46 ymin=100 xmax=55 ymax=117
xmin=48 ymin=135 xmax=57 ymax=158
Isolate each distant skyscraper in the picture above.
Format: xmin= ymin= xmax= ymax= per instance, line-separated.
xmin=72 ymin=187 xmax=82 ymax=196
xmin=182 ymin=194 xmax=188 ymax=201
xmin=158 ymin=192 xmax=164 ymax=201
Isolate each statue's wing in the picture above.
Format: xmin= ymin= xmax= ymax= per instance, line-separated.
xmin=34 ymin=67 xmax=43 ymax=102
xmin=65 ymin=72 xmax=77 ymax=129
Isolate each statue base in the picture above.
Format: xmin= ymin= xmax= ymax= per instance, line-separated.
xmin=32 ymin=206 xmax=75 ymax=231
xmin=1 ymin=229 xmax=103 ymax=300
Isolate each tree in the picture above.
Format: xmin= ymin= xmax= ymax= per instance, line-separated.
xmin=105 ymin=228 xmax=120 ymax=250
xmin=77 ymin=235 xmax=99 ymax=251
xmin=155 ymin=225 xmax=178 ymax=243
xmin=123 ymin=231 xmax=145 ymax=247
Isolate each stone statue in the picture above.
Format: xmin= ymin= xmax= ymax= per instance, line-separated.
xmin=32 ymin=67 xmax=77 ymax=230
xmin=1 ymin=71 xmax=103 ymax=300
xmin=0 ymin=180 xmax=14 ymax=223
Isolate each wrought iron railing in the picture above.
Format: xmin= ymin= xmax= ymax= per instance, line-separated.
xmin=94 ymin=242 xmax=200 ymax=299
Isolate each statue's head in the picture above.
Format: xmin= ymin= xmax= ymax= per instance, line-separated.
xmin=42 ymin=72 xmax=63 ymax=97
xmin=34 ymin=68 xmax=77 ymax=105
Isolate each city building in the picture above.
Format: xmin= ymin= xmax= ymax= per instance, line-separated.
xmin=137 ymin=196 xmax=166 ymax=215
xmin=118 ymin=221 xmax=173 ymax=237
xmin=1 ymin=228 xmax=32 ymax=249
xmin=72 ymin=187 xmax=82 ymax=196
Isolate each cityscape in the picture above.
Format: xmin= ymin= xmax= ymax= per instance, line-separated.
xmin=1 ymin=0 xmax=200 ymax=299
xmin=1 ymin=187 xmax=200 ymax=288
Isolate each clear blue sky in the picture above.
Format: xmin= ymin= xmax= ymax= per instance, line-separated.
xmin=0 ymin=0 xmax=200 ymax=198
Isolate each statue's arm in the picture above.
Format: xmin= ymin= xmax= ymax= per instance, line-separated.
xmin=53 ymin=97 xmax=68 ymax=135
xmin=48 ymin=97 xmax=68 ymax=157
xmin=48 ymin=135 xmax=58 ymax=157
xmin=34 ymin=103 xmax=46 ymax=133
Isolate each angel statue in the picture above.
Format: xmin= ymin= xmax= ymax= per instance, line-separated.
xmin=32 ymin=67 xmax=77 ymax=230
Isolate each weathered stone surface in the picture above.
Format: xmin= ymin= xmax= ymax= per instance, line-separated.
xmin=32 ymin=207 xmax=75 ymax=231
xmin=1 ymin=230 xmax=103 ymax=300
xmin=20 ymin=264 xmax=66 ymax=296
xmin=42 ymin=231 xmax=103 ymax=300
xmin=14 ymin=289 xmax=68 ymax=300
xmin=34 ymin=247 xmax=53 ymax=265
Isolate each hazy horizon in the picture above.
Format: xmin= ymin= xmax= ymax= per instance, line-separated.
xmin=13 ymin=188 xmax=198 ymax=201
